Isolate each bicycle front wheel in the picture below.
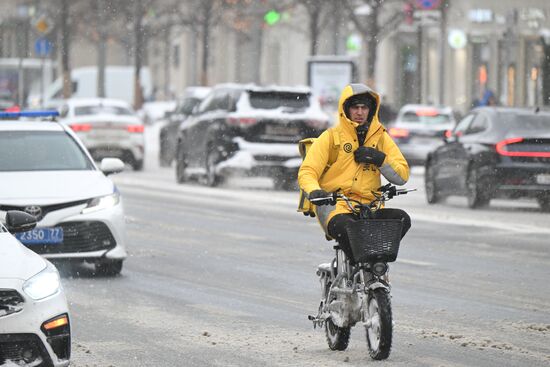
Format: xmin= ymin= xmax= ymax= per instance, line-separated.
xmin=364 ymin=288 xmax=392 ymax=360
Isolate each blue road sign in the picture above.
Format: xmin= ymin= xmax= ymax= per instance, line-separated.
xmin=415 ymin=0 xmax=441 ymax=10
xmin=34 ymin=37 xmax=52 ymax=57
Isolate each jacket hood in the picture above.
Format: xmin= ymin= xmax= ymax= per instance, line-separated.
xmin=337 ymin=84 xmax=382 ymax=137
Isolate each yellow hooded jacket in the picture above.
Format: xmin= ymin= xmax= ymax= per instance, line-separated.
xmin=298 ymin=83 xmax=409 ymax=229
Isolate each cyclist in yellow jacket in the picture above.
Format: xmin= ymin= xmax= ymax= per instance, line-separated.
xmin=298 ymin=83 xmax=411 ymax=263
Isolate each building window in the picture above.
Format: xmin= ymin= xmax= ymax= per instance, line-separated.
xmin=173 ymin=44 xmax=180 ymax=68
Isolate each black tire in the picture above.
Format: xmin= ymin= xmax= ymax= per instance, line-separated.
xmin=425 ymin=162 xmax=441 ymax=204
xmin=365 ymin=288 xmax=392 ymax=360
xmin=205 ymin=149 xmax=224 ymax=187
xmin=537 ymin=195 xmax=550 ymax=212
xmin=466 ymin=166 xmax=490 ymax=209
xmin=175 ymin=146 xmax=187 ymax=184
xmin=324 ymin=280 xmax=351 ymax=351
xmin=132 ymin=160 xmax=144 ymax=171
xmin=95 ymin=260 xmax=123 ymax=276
xmin=325 ymin=318 xmax=351 ymax=351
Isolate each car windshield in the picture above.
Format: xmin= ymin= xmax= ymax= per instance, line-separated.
xmin=248 ymin=91 xmax=310 ymax=110
xmin=400 ymin=111 xmax=452 ymax=125
xmin=499 ymin=113 xmax=550 ymax=130
xmin=0 ymin=131 xmax=94 ymax=171
xmin=177 ymin=98 xmax=201 ymax=115
xmin=74 ymin=105 xmax=133 ymax=116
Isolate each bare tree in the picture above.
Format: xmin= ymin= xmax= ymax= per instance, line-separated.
xmin=342 ymin=0 xmax=405 ymax=85
xmin=59 ymin=0 xmax=72 ymax=99
xmin=294 ymin=0 xmax=333 ymax=56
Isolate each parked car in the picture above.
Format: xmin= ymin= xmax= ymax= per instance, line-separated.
xmin=388 ymin=104 xmax=457 ymax=166
xmin=0 ymin=113 xmax=128 ymax=274
xmin=139 ymin=100 xmax=177 ymax=125
xmin=159 ymin=87 xmax=211 ymax=167
xmin=425 ymin=107 xmax=550 ymax=210
xmin=59 ymin=98 xmax=145 ymax=170
xmin=174 ymin=84 xmax=330 ymax=190
xmin=1 ymin=210 xmax=71 ymax=367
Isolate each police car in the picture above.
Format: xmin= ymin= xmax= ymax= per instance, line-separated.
xmin=1 ymin=210 xmax=71 ymax=366
xmin=0 ymin=111 xmax=128 ymax=275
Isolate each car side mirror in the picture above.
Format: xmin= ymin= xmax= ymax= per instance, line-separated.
xmin=100 ymin=158 xmax=125 ymax=175
xmin=5 ymin=210 xmax=37 ymax=233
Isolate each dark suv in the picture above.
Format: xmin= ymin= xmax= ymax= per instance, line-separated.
xmin=174 ymin=84 xmax=330 ymax=189
xmin=159 ymin=87 xmax=211 ymax=166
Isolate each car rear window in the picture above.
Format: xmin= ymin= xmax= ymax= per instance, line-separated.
xmin=0 ymin=131 xmax=94 ymax=171
xmin=499 ymin=113 xmax=550 ymax=130
xmin=75 ymin=105 xmax=133 ymax=116
xmin=248 ymin=91 xmax=310 ymax=110
xmin=401 ymin=110 xmax=451 ymax=125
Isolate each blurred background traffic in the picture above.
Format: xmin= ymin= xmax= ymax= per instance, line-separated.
xmin=0 ymin=0 xmax=549 ymax=116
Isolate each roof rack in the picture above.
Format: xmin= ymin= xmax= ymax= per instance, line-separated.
xmin=0 ymin=110 xmax=59 ymax=118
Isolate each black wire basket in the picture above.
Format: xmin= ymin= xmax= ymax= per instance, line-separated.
xmin=344 ymin=219 xmax=403 ymax=263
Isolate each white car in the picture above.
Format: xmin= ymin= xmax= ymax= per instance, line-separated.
xmin=0 ymin=114 xmax=128 ymax=275
xmin=1 ymin=211 xmax=71 ymax=367
xmin=58 ymin=98 xmax=145 ymax=170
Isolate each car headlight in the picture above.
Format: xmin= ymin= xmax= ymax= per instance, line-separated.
xmin=82 ymin=190 xmax=120 ymax=214
xmin=23 ymin=263 xmax=61 ymax=300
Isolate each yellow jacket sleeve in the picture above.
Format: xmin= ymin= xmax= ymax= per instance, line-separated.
xmin=378 ymin=132 xmax=409 ymax=185
xmin=298 ymin=130 xmax=332 ymax=194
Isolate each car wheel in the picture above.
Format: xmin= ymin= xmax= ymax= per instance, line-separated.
xmin=175 ymin=145 xmax=187 ymax=184
xmin=425 ymin=163 xmax=441 ymax=204
xmin=537 ymin=195 xmax=550 ymax=212
xmin=205 ymin=149 xmax=224 ymax=187
xmin=466 ymin=166 xmax=490 ymax=209
xmin=132 ymin=159 xmax=144 ymax=171
xmin=95 ymin=260 xmax=123 ymax=276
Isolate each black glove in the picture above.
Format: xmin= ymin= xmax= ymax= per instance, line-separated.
xmin=354 ymin=146 xmax=386 ymax=167
xmin=308 ymin=189 xmax=334 ymax=206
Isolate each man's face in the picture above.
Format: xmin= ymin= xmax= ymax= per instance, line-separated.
xmin=348 ymin=103 xmax=370 ymax=124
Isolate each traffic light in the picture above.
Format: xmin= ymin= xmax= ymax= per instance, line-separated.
xmin=264 ymin=10 xmax=281 ymax=26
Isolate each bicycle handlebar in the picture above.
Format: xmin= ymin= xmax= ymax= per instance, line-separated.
xmin=308 ymin=184 xmax=416 ymax=211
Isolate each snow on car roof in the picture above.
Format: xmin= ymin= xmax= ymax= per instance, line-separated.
xmin=182 ymin=86 xmax=212 ymax=99
xmin=213 ymin=83 xmax=312 ymax=94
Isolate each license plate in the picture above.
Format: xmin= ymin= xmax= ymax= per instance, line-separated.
xmin=16 ymin=227 xmax=64 ymax=245
xmin=536 ymin=174 xmax=550 ymax=185
xmin=265 ymin=125 xmax=299 ymax=136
